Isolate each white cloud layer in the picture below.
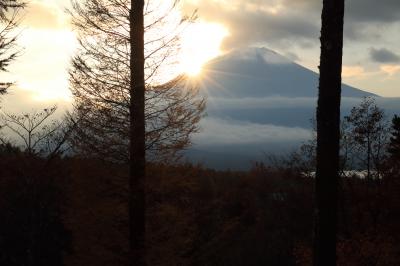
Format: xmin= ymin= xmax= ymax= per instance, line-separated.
xmin=206 ymin=96 xmax=369 ymax=110
xmin=193 ymin=117 xmax=311 ymax=146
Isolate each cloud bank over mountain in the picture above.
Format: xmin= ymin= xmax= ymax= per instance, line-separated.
xmin=194 ymin=117 xmax=311 ymax=146
xmin=186 ymin=48 xmax=400 ymax=169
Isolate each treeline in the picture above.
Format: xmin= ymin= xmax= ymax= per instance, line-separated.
xmin=289 ymin=97 xmax=400 ymax=177
xmin=0 ymin=97 xmax=399 ymax=265
xmin=0 ymin=147 xmax=400 ymax=265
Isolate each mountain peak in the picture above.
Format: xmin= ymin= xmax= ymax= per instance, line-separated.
xmin=200 ymin=47 xmax=377 ymax=98
xmin=216 ymin=47 xmax=291 ymax=65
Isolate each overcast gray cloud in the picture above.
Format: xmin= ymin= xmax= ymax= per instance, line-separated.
xmin=346 ymin=0 xmax=400 ymax=23
xmin=370 ymin=48 xmax=400 ymax=63
xmin=280 ymin=0 xmax=400 ymax=23
xmin=182 ymin=0 xmax=400 ymax=50
xmin=182 ymin=0 xmax=320 ymax=49
xmin=221 ymin=11 xmax=320 ymax=50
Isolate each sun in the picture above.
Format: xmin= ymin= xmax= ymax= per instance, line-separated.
xmin=184 ymin=61 xmax=203 ymax=77
xmin=179 ymin=22 xmax=229 ymax=77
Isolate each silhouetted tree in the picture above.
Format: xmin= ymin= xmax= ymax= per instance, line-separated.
xmin=0 ymin=0 xmax=24 ymax=93
xmin=388 ymin=114 xmax=400 ymax=168
xmin=344 ymin=97 xmax=389 ymax=178
xmin=68 ymin=0 xmax=205 ymax=163
xmin=129 ymin=0 xmax=146 ymax=265
xmin=0 ymin=106 xmax=74 ymax=158
xmin=0 ymin=151 xmax=71 ymax=266
xmin=0 ymin=106 xmax=72 ymax=266
xmin=314 ymin=0 xmax=345 ymax=265
xmin=69 ymin=1 xmax=203 ymax=265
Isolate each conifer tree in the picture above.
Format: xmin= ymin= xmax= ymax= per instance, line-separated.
xmin=0 ymin=0 xmax=24 ymax=93
xmin=388 ymin=114 xmax=400 ymax=167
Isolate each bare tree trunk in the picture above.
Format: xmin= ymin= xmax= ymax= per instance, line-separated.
xmin=367 ymin=135 xmax=371 ymax=180
xmin=314 ymin=0 xmax=345 ymax=266
xmin=129 ymin=0 xmax=146 ymax=265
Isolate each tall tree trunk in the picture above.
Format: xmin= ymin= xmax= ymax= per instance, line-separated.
xmin=367 ymin=135 xmax=371 ymax=180
xmin=129 ymin=0 xmax=146 ymax=265
xmin=314 ymin=0 xmax=345 ymax=266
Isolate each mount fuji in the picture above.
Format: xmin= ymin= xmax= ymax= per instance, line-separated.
xmin=201 ymin=47 xmax=375 ymax=99
xmin=184 ymin=48 xmax=400 ymax=170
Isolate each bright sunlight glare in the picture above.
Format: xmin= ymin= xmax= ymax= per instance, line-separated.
xmin=15 ymin=29 xmax=77 ymax=101
xmin=179 ymin=22 xmax=229 ymax=77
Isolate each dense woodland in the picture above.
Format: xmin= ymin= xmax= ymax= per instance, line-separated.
xmin=0 ymin=0 xmax=400 ymax=265
xmin=1 ymin=128 xmax=400 ymax=265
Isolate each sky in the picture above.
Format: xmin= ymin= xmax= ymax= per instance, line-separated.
xmin=1 ymin=0 xmax=400 ymax=114
xmin=180 ymin=0 xmax=400 ymax=97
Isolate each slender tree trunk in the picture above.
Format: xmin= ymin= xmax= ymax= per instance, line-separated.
xmin=314 ymin=0 xmax=345 ymax=265
xmin=129 ymin=0 xmax=146 ymax=265
xmin=367 ymin=135 xmax=371 ymax=180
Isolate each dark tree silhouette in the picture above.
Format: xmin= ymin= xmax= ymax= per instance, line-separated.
xmin=0 ymin=106 xmax=75 ymax=159
xmin=314 ymin=0 xmax=345 ymax=265
xmin=129 ymin=0 xmax=146 ymax=265
xmin=0 ymin=0 xmax=24 ymax=93
xmin=388 ymin=115 xmax=400 ymax=166
xmin=0 ymin=158 xmax=71 ymax=266
xmin=68 ymin=1 xmax=204 ymax=265
xmin=344 ymin=97 xmax=388 ymax=178
xmin=68 ymin=0 xmax=204 ymax=163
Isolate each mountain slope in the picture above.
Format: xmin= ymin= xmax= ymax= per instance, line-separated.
xmin=185 ymin=48 xmax=395 ymax=170
xmin=199 ymin=47 xmax=376 ymax=98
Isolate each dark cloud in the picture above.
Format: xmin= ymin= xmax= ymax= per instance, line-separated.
xmin=370 ymin=48 xmax=400 ymax=63
xmin=221 ymin=11 xmax=320 ymax=50
xmin=282 ymin=0 xmax=400 ymax=23
xmin=346 ymin=0 xmax=400 ymax=23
